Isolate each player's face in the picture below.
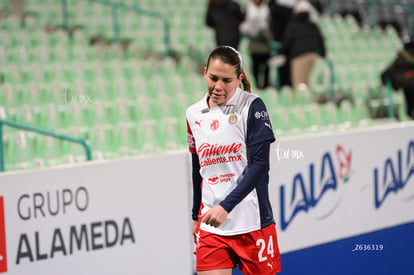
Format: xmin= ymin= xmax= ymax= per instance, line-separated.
xmin=204 ymin=58 xmax=242 ymax=108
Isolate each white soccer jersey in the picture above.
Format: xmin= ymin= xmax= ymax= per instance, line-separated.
xmin=186 ymin=88 xmax=276 ymax=236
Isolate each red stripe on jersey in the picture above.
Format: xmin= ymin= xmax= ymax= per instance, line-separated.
xmin=186 ymin=119 xmax=196 ymax=154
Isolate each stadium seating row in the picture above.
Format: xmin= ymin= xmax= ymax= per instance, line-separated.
xmin=0 ymin=0 xmax=408 ymax=172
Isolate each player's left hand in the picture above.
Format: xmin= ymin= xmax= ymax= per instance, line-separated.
xmin=201 ymin=205 xmax=228 ymax=228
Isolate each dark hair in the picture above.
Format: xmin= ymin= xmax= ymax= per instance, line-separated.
xmin=206 ymin=45 xmax=251 ymax=92
xmin=207 ymin=0 xmax=222 ymax=11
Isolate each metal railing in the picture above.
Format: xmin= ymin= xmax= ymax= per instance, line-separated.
xmin=0 ymin=118 xmax=92 ymax=172
xmin=385 ymin=78 xmax=395 ymax=118
xmin=368 ymin=0 xmax=414 ymax=34
xmin=324 ymin=56 xmax=336 ymax=102
xmin=60 ymin=0 xmax=173 ymax=55
xmin=323 ymin=0 xmax=414 ymax=35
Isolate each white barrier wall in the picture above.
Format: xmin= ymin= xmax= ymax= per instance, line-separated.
xmin=0 ymin=122 xmax=413 ymax=274
xmin=0 ymin=153 xmax=193 ymax=275
xmin=269 ymin=123 xmax=414 ymax=253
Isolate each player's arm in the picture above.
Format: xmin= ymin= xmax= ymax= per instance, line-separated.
xmin=191 ymin=153 xmax=202 ymax=241
xmin=219 ymin=141 xmax=271 ymax=213
xmin=220 ymin=97 xmax=275 ymax=213
xmin=186 ymin=119 xmax=202 ymax=222
xmin=191 ymin=153 xmax=202 ymax=222
xmin=187 ymin=118 xmax=203 ymax=239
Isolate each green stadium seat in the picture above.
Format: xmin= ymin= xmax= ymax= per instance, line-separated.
xmin=351 ymin=100 xmax=371 ymax=125
xmin=157 ymin=117 xmax=187 ymax=151
xmin=270 ymin=107 xmax=290 ymax=136
xmin=393 ymin=91 xmax=408 ymax=121
xmin=336 ymin=100 xmax=353 ymax=124
xmin=62 ymin=130 xmax=91 ymax=163
xmin=318 ymin=102 xmax=338 ymax=127
xmin=303 ymin=103 xmax=320 ymax=131
xmin=287 ymin=107 xmax=306 ymax=130
xmin=34 ymin=135 xmax=66 ymax=167
xmin=278 ymin=86 xmax=293 ymax=106
xmin=5 ymin=131 xmax=37 ymax=171
xmin=116 ymin=122 xmax=141 ymax=157
xmin=257 ymin=88 xmax=277 ymax=110
xmin=89 ymin=124 xmax=120 ymax=160
xmin=0 ymin=0 xmax=409 ymax=172
xmin=137 ymin=119 xmax=160 ymax=155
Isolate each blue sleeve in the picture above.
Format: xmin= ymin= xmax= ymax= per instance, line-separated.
xmin=191 ymin=153 xmax=202 ymax=221
xmin=219 ymin=98 xmax=275 ymax=213
xmin=246 ymin=97 xmax=276 ymax=147
xmin=219 ymin=141 xmax=271 ymax=213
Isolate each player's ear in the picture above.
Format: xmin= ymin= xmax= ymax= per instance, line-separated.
xmin=238 ymin=72 xmax=243 ymax=86
xmin=203 ymin=67 xmax=208 ymax=81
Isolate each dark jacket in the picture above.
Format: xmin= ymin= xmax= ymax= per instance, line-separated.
xmin=206 ymin=0 xmax=245 ymax=49
xmin=381 ymin=42 xmax=414 ymax=118
xmin=268 ymin=0 xmax=293 ymax=43
xmin=381 ymin=47 xmax=414 ymax=90
xmin=279 ymin=12 xmax=326 ymax=59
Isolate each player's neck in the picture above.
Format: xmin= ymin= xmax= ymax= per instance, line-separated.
xmin=207 ymin=97 xmax=222 ymax=109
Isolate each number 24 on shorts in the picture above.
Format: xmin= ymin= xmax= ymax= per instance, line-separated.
xmin=257 ymin=236 xmax=274 ymax=261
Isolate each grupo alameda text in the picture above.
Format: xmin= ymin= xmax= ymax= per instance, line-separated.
xmin=15 ymin=187 xmax=136 ymax=265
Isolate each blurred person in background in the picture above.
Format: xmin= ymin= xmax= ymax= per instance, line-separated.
xmin=186 ymin=46 xmax=281 ymax=275
xmin=268 ymin=0 xmax=294 ymax=87
xmin=268 ymin=0 xmax=326 ymax=91
xmin=10 ymin=0 xmax=25 ymax=26
xmin=206 ymin=0 xmax=245 ymax=50
xmin=381 ymin=38 xmax=414 ymax=119
xmin=240 ymin=0 xmax=273 ymax=90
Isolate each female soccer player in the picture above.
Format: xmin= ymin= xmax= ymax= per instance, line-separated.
xmin=186 ymin=45 xmax=281 ymax=275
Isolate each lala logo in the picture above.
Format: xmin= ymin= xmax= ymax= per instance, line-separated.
xmin=229 ymin=113 xmax=238 ymax=125
xmin=210 ymin=120 xmax=219 ymax=131
xmin=279 ymin=145 xmax=352 ymax=230
xmin=374 ymin=140 xmax=414 ymax=208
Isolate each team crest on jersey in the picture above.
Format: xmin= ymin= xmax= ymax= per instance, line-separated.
xmin=210 ymin=120 xmax=220 ymax=131
xmin=228 ymin=113 xmax=238 ymax=125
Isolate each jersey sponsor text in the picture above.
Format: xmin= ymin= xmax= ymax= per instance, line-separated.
xmin=198 ymin=143 xmax=242 ymax=159
xmin=200 ymin=155 xmax=242 ymax=168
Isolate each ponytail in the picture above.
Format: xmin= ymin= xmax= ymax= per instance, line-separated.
xmin=240 ymin=68 xmax=251 ymax=92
